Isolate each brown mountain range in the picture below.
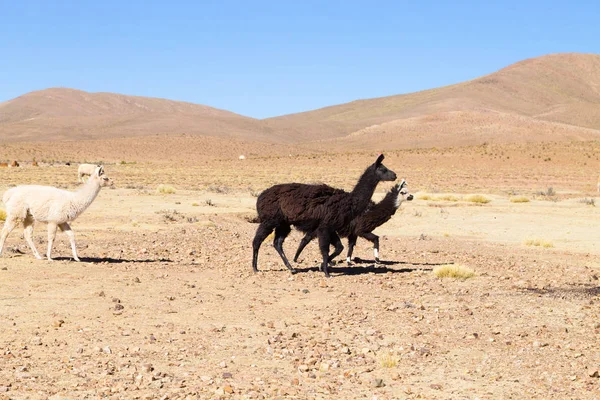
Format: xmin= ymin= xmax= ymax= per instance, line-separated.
xmin=1 ymin=53 xmax=600 ymax=152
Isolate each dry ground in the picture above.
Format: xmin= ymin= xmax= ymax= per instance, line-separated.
xmin=0 ymin=148 xmax=599 ymax=399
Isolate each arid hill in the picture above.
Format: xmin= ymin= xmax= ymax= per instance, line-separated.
xmin=0 ymin=88 xmax=289 ymax=143
xmin=267 ymin=52 xmax=600 ymax=147
xmin=2 ymin=53 xmax=600 ymax=153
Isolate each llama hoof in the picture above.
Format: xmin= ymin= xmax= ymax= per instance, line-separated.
xmin=47 ymin=257 xmax=54 ymax=262
xmin=375 ymin=258 xmax=381 ymax=264
xmin=74 ymin=257 xmax=81 ymax=262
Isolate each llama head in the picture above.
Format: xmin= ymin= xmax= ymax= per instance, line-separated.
xmin=392 ymin=180 xmax=413 ymax=207
xmin=91 ymin=166 xmax=113 ymax=187
xmin=373 ymin=154 xmax=397 ymax=182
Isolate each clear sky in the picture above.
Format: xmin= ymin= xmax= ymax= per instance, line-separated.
xmin=1 ymin=0 xmax=599 ymax=119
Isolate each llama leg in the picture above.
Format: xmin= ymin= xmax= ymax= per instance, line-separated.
xmin=346 ymin=234 xmax=358 ymax=264
xmin=46 ymin=222 xmax=58 ymax=261
xmin=293 ymin=231 xmax=316 ymax=262
xmin=252 ymin=222 xmax=274 ymax=272
xmin=59 ymin=222 xmax=80 ymax=262
xmin=361 ymin=232 xmax=380 ymax=263
xmin=0 ymin=217 xmax=18 ymax=257
xmin=23 ymin=217 xmax=43 ymax=260
xmin=328 ymin=232 xmax=344 ymax=263
xmin=273 ymin=224 xmax=295 ymax=272
xmin=317 ymin=230 xmax=332 ymax=278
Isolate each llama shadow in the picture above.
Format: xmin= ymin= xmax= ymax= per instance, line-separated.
xmin=294 ymin=258 xmax=446 ymax=276
xmin=521 ymin=285 xmax=600 ymax=299
xmin=52 ymin=257 xmax=173 ymax=264
xmin=353 ymin=257 xmax=452 ymax=268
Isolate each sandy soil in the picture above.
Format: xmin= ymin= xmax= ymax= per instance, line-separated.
xmin=1 ymin=153 xmax=599 ymax=399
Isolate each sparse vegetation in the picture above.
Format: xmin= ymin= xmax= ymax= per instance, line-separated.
xmin=157 ymin=184 xmax=176 ymax=194
xmin=579 ymin=198 xmax=595 ymax=206
xmin=378 ymin=351 xmax=400 ymax=368
xmin=205 ymin=199 xmax=216 ymax=207
xmin=510 ymin=196 xmax=530 ymax=203
xmin=192 ymin=202 xmax=200 ymax=207
xmin=464 ymin=194 xmax=491 ymax=204
xmin=0 ymin=209 xmax=6 ymax=221
xmin=524 ymin=239 xmax=554 ymax=248
xmin=433 ymin=264 xmax=475 ymax=279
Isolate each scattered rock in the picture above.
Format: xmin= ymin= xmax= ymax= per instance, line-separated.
xmin=372 ymin=378 xmax=385 ymax=388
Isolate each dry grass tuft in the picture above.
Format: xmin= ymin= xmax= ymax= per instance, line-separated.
xmin=415 ymin=192 xmax=432 ymax=201
xmin=157 ymin=184 xmax=176 ymax=194
xmin=0 ymin=209 xmax=6 ymax=221
xmin=510 ymin=196 xmax=530 ymax=203
xmin=433 ymin=264 xmax=475 ymax=279
xmin=378 ymin=351 xmax=400 ymax=368
xmin=464 ymin=194 xmax=491 ymax=204
xmin=524 ymin=239 xmax=554 ymax=248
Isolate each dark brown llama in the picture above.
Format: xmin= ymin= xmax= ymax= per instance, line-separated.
xmin=252 ymin=154 xmax=397 ymax=277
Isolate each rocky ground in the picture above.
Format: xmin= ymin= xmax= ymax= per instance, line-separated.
xmin=0 ymin=212 xmax=599 ymax=399
xmin=0 ymin=149 xmax=599 ymax=399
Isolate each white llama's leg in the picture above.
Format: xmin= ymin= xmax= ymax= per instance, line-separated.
xmin=59 ymin=222 xmax=80 ymax=262
xmin=23 ymin=217 xmax=43 ymax=260
xmin=0 ymin=217 xmax=18 ymax=257
xmin=46 ymin=222 xmax=58 ymax=261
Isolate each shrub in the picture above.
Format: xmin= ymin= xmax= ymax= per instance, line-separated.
xmin=433 ymin=264 xmax=475 ymax=279
xmin=378 ymin=351 xmax=400 ymax=368
xmin=415 ymin=192 xmax=432 ymax=201
xmin=0 ymin=209 xmax=6 ymax=221
xmin=464 ymin=194 xmax=491 ymax=204
xmin=510 ymin=196 xmax=530 ymax=203
xmin=579 ymin=198 xmax=595 ymax=207
xmin=524 ymin=239 xmax=554 ymax=248
xmin=157 ymin=184 xmax=176 ymax=194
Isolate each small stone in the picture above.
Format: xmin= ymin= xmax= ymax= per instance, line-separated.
xmin=103 ymin=346 xmax=112 ymax=354
xmin=142 ymin=363 xmax=154 ymax=373
xmin=219 ymin=361 xmax=227 ymax=368
xmin=112 ymin=297 xmax=121 ymax=303
xmin=366 ymin=329 xmax=376 ymax=336
xmin=361 ymin=347 xmax=371 ymax=355
xmin=430 ymin=383 xmax=442 ymax=390
xmin=298 ymin=364 xmax=309 ymax=372
xmin=53 ymin=319 xmax=65 ymax=328
xmin=134 ymin=277 xmax=141 ymax=283
xmin=223 ymin=385 xmax=234 ymax=394
xmin=214 ymin=388 xmax=225 ymax=396
xmin=291 ymin=378 xmax=299 ymax=385
xmin=372 ymin=378 xmax=385 ymax=388
xmin=319 ymin=362 xmax=329 ymax=372
xmin=114 ymin=303 xmax=125 ymax=311
xmin=31 ymin=337 xmax=42 ymax=346
xmin=222 ymin=372 xmax=233 ymax=379
xmin=340 ymin=347 xmax=350 ymax=354
xmin=98 ymin=291 xmax=105 ymax=297
xmin=301 ymin=289 xmax=310 ymax=294
xmin=0 ymin=386 xmax=9 ymax=393
xmin=589 ymin=370 xmax=599 ymax=378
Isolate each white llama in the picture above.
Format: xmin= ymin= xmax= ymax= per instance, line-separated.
xmin=0 ymin=166 xmax=112 ymax=261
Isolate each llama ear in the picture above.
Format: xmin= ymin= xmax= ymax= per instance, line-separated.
xmin=98 ymin=166 xmax=104 ymax=176
xmin=375 ymin=154 xmax=384 ymax=166
xmin=400 ymin=179 xmax=407 ymax=189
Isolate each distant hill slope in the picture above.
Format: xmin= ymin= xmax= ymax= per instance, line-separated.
xmin=0 ymin=88 xmax=287 ymax=143
xmin=2 ymin=53 xmax=600 ymax=150
xmin=266 ymin=53 xmax=600 ymax=145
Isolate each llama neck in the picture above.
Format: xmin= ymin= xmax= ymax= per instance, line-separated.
xmin=68 ymin=179 xmax=102 ymax=218
xmin=362 ymin=190 xmax=400 ymax=225
xmin=350 ymin=166 xmax=379 ymax=214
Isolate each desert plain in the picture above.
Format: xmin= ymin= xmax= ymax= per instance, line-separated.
xmin=1 ymin=53 xmax=600 ymax=399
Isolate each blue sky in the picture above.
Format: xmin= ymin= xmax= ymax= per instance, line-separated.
xmin=1 ymin=0 xmax=599 ymax=118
